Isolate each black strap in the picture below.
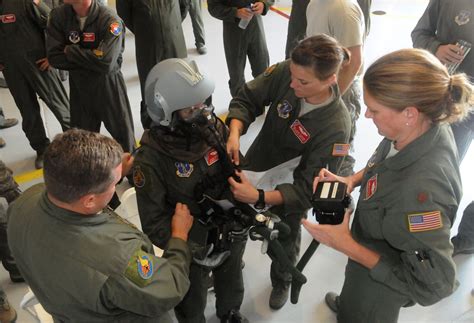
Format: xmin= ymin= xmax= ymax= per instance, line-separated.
xmin=290 ymin=239 xmax=320 ymax=304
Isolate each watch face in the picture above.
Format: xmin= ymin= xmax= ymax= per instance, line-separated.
xmin=255 ymin=213 xmax=267 ymax=223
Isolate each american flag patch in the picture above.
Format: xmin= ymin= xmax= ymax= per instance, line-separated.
xmin=407 ymin=211 xmax=442 ymax=232
xmin=332 ymin=143 xmax=350 ymax=156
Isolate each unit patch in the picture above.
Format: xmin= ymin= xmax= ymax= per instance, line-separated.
xmin=332 ymin=143 xmax=350 ymax=156
xmin=133 ymin=166 xmax=145 ymax=188
xmin=290 ymin=119 xmax=310 ymax=144
xmin=175 ymin=162 xmax=193 ymax=177
xmin=277 ymin=100 xmax=292 ymax=119
xmin=0 ymin=14 xmax=16 ymax=24
xmin=68 ymin=31 xmax=80 ymax=44
xmin=263 ymin=64 xmax=277 ymax=76
xmin=407 ymin=211 xmax=442 ymax=232
xmin=205 ymin=149 xmax=219 ymax=166
xmin=124 ymin=249 xmax=155 ymax=287
xmin=455 ymin=10 xmax=471 ymax=26
xmin=364 ymin=174 xmax=377 ymax=200
xmin=110 ymin=21 xmax=122 ymax=36
xmin=83 ymin=32 xmax=95 ymax=42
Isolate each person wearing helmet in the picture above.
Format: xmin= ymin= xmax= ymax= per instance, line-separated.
xmin=133 ymin=58 xmax=249 ymax=323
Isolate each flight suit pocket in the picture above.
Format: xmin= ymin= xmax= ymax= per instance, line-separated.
xmin=400 ymin=250 xmax=453 ymax=305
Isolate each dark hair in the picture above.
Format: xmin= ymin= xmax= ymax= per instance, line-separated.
xmin=291 ymin=34 xmax=350 ymax=80
xmin=43 ymin=129 xmax=123 ymax=203
xmin=364 ymin=48 xmax=474 ymax=123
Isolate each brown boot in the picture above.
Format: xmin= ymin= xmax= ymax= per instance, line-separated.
xmin=0 ymin=302 xmax=17 ymax=323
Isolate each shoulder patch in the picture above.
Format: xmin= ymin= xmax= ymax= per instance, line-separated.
xmin=110 ymin=21 xmax=122 ymax=36
xmin=263 ymin=64 xmax=277 ymax=76
xmin=133 ymin=166 xmax=146 ymax=188
xmin=407 ymin=211 xmax=442 ymax=233
xmin=332 ymin=143 xmax=350 ymax=156
xmin=124 ymin=249 xmax=155 ymax=287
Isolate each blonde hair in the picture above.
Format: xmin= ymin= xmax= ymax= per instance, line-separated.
xmin=363 ymin=48 xmax=474 ymax=124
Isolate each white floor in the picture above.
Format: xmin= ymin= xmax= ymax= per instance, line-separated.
xmin=0 ymin=0 xmax=472 ymax=322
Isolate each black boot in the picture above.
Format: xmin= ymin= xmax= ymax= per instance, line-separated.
xmin=220 ymin=309 xmax=248 ymax=323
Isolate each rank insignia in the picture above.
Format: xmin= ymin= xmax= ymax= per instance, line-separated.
xmin=263 ymin=64 xmax=276 ymax=76
xmin=407 ymin=211 xmax=442 ymax=232
xmin=133 ymin=166 xmax=145 ymax=188
xmin=83 ymin=32 xmax=95 ymax=42
xmin=417 ymin=192 xmax=428 ymax=204
xmin=455 ymin=10 xmax=471 ymax=26
xmin=290 ymin=119 xmax=310 ymax=144
xmin=332 ymin=143 xmax=350 ymax=156
xmin=68 ymin=31 xmax=80 ymax=44
xmin=367 ymin=149 xmax=378 ymax=168
xmin=277 ymin=100 xmax=292 ymax=119
xmin=175 ymin=162 xmax=193 ymax=177
xmin=1 ymin=14 xmax=16 ymax=24
xmin=110 ymin=21 xmax=122 ymax=36
xmin=137 ymin=254 xmax=153 ymax=279
xmin=364 ymin=174 xmax=377 ymax=200
xmin=205 ymin=149 xmax=219 ymax=166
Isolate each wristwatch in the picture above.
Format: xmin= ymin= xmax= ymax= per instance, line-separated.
xmin=254 ymin=189 xmax=265 ymax=210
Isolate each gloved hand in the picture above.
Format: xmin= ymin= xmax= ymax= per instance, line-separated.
xmin=193 ymin=243 xmax=231 ymax=269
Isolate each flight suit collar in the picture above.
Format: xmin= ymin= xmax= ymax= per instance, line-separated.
xmin=65 ymin=0 xmax=100 ymax=29
xmin=383 ymin=124 xmax=442 ymax=170
xmin=40 ymin=191 xmax=109 ymax=226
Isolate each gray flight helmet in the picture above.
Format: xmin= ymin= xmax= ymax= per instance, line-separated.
xmin=144 ymin=58 xmax=215 ymax=126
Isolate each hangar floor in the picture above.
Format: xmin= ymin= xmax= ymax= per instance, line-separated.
xmin=0 ymin=0 xmax=472 ymax=322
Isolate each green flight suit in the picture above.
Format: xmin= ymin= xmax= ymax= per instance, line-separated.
xmin=7 ymin=184 xmax=192 ymax=322
xmin=0 ymin=0 xmax=70 ymax=154
xmin=134 ymin=122 xmax=247 ymax=323
xmin=47 ymin=2 xmax=135 ymax=152
xmin=116 ymin=0 xmax=187 ymax=128
xmin=227 ymin=60 xmax=351 ymax=288
xmin=208 ymin=0 xmax=273 ymax=97
xmin=338 ymin=124 xmax=461 ymax=323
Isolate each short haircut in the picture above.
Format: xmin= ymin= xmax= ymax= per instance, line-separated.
xmin=43 ymin=129 xmax=123 ymax=203
xmin=291 ymin=34 xmax=350 ymax=80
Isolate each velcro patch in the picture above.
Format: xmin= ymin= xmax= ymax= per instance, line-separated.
xmin=364 ymin=174 xmax=377 ymax=200
xmin=408 ymin=211 xmax=442 ymax=232
xmin=1 ymin=14 xmax=16 ymax=24
xmin=110 ymin=21 xmax=122 ymax=36
xmin=263 ymin=64 xmax=276 ymax=76
xmin=205 ymin=149 xmax=219 ymax=166
xmin=175 ymin=162 xmax=193 ymax=177
xmin=133 ymin=166 xmax=145 ymax=188
xmin=124 ymin=249 xmax=155 ymax=287
xmin=83 ymin=32 xmax=95 ymax=42
xmin=332 ymin=143 xmax=350 ymax=156
xmin=290 ymin=119 xmax=310 ymax=144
